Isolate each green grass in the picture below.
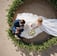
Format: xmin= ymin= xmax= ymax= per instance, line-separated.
xmin=7 ymin=0 xmax=23 ymax=26
xmin=7 ymin=29 xmax=57 ymax=51
xmin=7 ymin=0 xmax=57 ymax=51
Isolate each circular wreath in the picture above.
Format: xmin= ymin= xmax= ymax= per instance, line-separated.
xmin=7 ymin=0 xmax=57 ymax=51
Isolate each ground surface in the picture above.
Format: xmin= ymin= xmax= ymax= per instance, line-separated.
xmin=0 ymin=0 xmax=57 ymax=56
xmin=15 ymin=0 xmax=56 ymax=18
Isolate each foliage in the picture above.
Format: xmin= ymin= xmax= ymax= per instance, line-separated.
xmin=49 ymin=0 xmax=57 ymax=9
xmin=7 ymin=0 xmax=23 ymax=26
xmin=7 ymin=29 xmax=57 ymax=51
xmin=7 ymin=0 xmax=57 ymax=51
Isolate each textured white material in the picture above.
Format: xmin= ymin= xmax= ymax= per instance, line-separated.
xmin=16 ymin=13 xmax=57 ymax=39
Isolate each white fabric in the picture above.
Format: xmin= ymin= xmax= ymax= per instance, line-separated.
xmin=16 ymin=13 xmax=57 ymax=39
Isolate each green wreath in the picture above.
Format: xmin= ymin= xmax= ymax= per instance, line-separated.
xmin=7 ymin=0 xmax=57 ymax=51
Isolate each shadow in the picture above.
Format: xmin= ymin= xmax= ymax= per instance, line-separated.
xmin=20 ymin=32 xmax=52 ymax=44
xmin=16 ymin=44 xmax=57 ymax=56
xmin=40 ymin=45 xmax=57 ymax=56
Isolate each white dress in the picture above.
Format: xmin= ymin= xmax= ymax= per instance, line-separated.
xmin=16 ymin=13 xmax=57 ymax=39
